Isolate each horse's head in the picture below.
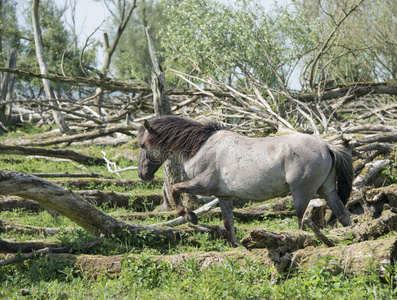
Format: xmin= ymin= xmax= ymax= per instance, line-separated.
xmin=137 ymin=120 xmax=166 ymax=181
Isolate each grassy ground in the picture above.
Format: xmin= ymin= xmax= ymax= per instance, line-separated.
xmin=1 ymin=126 xmax=397 ymax=299
xmin=1 ymin=207 xmax=397 ymax=300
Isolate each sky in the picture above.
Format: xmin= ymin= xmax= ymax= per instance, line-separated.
xmin=55 ymin=0 xmax=108 ymax=48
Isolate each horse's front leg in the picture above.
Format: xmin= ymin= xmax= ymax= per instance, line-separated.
xmin=171 ymin=179 xmax=206 ymax=225
xmin=218 ymin=199 xmax=238 ymax=247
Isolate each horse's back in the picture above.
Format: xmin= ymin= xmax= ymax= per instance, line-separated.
xmin=186 ymin=132 xmax=332 ymax=200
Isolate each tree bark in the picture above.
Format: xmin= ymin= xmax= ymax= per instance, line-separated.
xmin=2 ymin=248 xmax=273 ymax=276
xmin=241 ymin=229 xmax=317 ymax=261
xmin=3 ymin=236 xmax=394 ymax=277
xmin=295 ymin=83 xmax=397 ymax=102
xmin=0 ymin=238 xmax=58 ymax=253
xmin=0 ymin=236 xmax=103 ymax=266
xmin=9 ymin=122 xmax=139 ymax=147
xmin=0 ymin=170 xmax=121 ymax=236
xmin=32 ymin=0 xmax=72 ymax=134
xmin=242 ymin=208 xmax=397 ymax=254
xmin=0 ymin=144 xmax=106 ymax=165
xmin=0 ymin=170 xmax=221 ymax=243
xmin=75 ymin=190 xmax=162 ymax=210
xmin=291 ymin=236 xmax=397 ymax=277
xmin=0 ymin=48 xmax=17 ymax=128
xmin=50 ymin=178 xmax=162 ymax=190
xmin=0 ymin=192 xmax=162 ymax=213
xmin=0 ymin=219 xmax=63 ymax=236
xmin=0 ymin=197 xmax=43 ymax=212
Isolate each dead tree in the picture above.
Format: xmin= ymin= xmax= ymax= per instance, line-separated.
xmin=32 ymin=0 xmax=72 ymax=134
xmin=0 ymin=170 xmax=224 ymax=244
xmin=0 ymin=48 xmax=17 ymax=129
xmin=145 ymin=27 xmax=199 ymax=211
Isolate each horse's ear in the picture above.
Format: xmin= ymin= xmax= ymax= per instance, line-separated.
xmin=143 ymin=120 xmax=151 ymax=132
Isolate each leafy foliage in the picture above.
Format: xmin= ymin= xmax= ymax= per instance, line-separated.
xmin=161 ymin=0 xmax=317 ymax=88
xmin=0 ymin=0 xmax=20 ymax=63
xmin=297 ymin=0 xmax=397 ymax=86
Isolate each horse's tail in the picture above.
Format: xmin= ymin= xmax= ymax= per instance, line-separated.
xmin=327 ymin=142 xmax=354 ymax=205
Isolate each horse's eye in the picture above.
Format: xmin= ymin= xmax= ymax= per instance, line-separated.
xmin=141 ymin=144 xmax=146 ymax=149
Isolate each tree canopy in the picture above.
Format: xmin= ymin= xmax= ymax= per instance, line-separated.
xmin=161 ymin=0 xmax=318 ymax=89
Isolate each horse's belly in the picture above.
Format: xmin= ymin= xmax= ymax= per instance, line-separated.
xmin=216 ymin=169 xmax=290 ymax=200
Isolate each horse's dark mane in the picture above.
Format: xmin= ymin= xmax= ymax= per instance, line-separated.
xmin=138 ymin=116 xmax=227 ymax=158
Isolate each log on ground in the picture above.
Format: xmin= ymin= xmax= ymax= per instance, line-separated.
xmin=0 ymin=144 xmax=106 ymax=165
xmin=0 ymin=238 xmax=58 ymax=253
xmin=51 ymin=178 xmax=163 ymax=190
xmin=0 ymin=170 xmax=230 ymax=245
xmin=241 ymin=229 xmax=319 ymax=263
xmin=0 ymin=192 xmax=162 ymax=212
xmin=76 ymin=190 xmax=162 ymax=210
xmin=291 ymin=236 xmax=397 ymax=277
xmin=0 ymin=219 xmax=66 ymax=236
xmin=21 ymin=248 xmax=273 ymax=277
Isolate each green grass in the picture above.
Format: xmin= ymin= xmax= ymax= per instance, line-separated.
xmin=2 ymin=205 xmax=396 ymax=299
xmin=1 ymin=253 xmax=396 ymax=299
xmin=0 ymin=143 xmax=164 ymax=194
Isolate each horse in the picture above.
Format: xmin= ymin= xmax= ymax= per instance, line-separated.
xmin=137 ymin=115 xmax=353 ymax=246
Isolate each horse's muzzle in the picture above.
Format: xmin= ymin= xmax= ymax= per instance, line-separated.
xmin=138 ymin=172 xmax=154 ymax=182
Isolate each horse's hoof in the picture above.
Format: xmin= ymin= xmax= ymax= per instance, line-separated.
xmin=187 ymin=211 xmax=198 ymax=225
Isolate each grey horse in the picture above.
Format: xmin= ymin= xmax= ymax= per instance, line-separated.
xmin=137 ymin=116 xmax=353 ymax=246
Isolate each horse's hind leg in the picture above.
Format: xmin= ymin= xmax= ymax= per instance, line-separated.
xmin=318 ymin=173 xmax=351 ymax=227
xmin=289 ymin=188 xmax=314 ymax=229
xmin=171 ymin=179 xmax=210 ymax=224
xmin=219 ymin=198 xmax=238 ymax=247
xmin=319 ymin=189 xmax=351 ymax=227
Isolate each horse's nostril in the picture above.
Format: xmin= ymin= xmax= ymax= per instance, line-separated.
xmin=138 ymin=172 xmax=154 ymax=182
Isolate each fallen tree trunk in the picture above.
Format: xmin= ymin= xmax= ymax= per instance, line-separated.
xmin=31 ymin=173 xmax=105 ymax=178
xmin=0 ymin=170 xmax=224 ymax=244
xmin=2 ymin=67 xmax=397 ymax=103
xmin=0 ymin=236 xmax=103 ymax=266
xmin=356 ymin=131 xmax=397 ymax=144
xmin=0 ymin=170 xmax=124 ymax=236
xmin=241 ymin=229 xmax=318 ymax=262
xmin=0 ymin=219 xmax=67 ymax=236
xmin=0 ymin=197 xmax=43 ymax=212
xmin=0 ymin=248 xmax=272 ymax=275
xmin=117 ymin=204 xmax=295 ymax=222
xmin=4 ymin=236 xmax=394 ymax=277
xmin=330 ymin=208 xmax=397 ymax=242
xmin=75 ymin=190 xmax=162 ymax=210
xmin=0 ymin=144 xmax=106 ymax=165
xmin=241 ymin=208 xmax=397 ymax=264
xmin=10 ymin=123 xmax=139 ymax=147
xmin=347 ymin=184 xmax=397 ymax=218
xmin=0 ymin=238 xmax=58 ymax=253
xmin=295 ymin=83 xmax=397 ymax=102
xmin=0 ymin=192 xmax=162 ymax=212
xmin=353 ymin=159 xmax=390 ymax=188
xmin=51 ymin=178 xmax=163 ymax=190
xmin=291 ymin=236 xmax=397 ymax=277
